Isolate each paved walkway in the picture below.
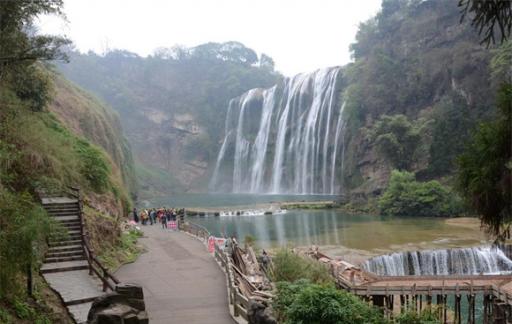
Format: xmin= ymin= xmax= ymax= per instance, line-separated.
xmin=115 ymin=225 xmax=235 ymax=324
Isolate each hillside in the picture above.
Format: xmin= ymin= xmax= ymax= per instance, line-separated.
xmin=55 ymin=0 xmax=509 ymax=206
xmin=57 ymin=43 xmax=280 ymax=197
xmin=340 ymin=0 xmax=504 ymax=202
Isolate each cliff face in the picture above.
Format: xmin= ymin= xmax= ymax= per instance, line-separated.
xmin=338 ymin=0 xmax=500 ymax=200
xmin=49 ymin=72 xmax=136 ymax=198
xmin=57 ymin=43 xmax=279 ymax=197
xmin=45 ymin=71 xmax=136 ymax=214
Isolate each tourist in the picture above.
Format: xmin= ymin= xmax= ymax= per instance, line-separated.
xmin=160 ymin=209 xmax=167 ymax=229
xmin=132 ymin=207 xmax=139 ymax=223
xmin=149 ymin=209 xmax=156 ymax=225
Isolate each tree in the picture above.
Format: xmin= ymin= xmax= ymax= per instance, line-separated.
xmin=368 ymin=114 xmax=421 ymax=170
xmin=457 ymin=84 xmax=512 ymax=239
xmin=459 ymin=0 xmax=512 ymax=46
xmin=0 ymin=0 xmax=70 ymax=111
xmin=380 ymin=170 xmax=463 ymax=217
xmin=0 ymin=1 xmax=69 ymax=67
xmin=259 ymin=53 xmax=275 ymax=71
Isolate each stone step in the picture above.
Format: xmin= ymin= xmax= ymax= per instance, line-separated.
xmin=44 ymin=255 xmax=86 ymax=264
xmin=43 ymin=203 xmax=79 ymax=210
xmin=53 ymin=215 xmax=80 ymax=222
xmin=48 ymin=244 xmax=83 ymax=253
xmin=46 ymin=250 xmax=84 ymax=258
xmin=68 ymin=302 xmax=93 ymax=324
xmin=49 ymin=239 xmax=82 ymax=247
xmin=49 ymin=235 xmax=82 ymax=243
xmin=48 ymin=209 xmax=80 ymax=217
xmin=49 ymin=212 xmax=80 ymax=217
xmin=42 ymin=197 xmax=78 ymax=204
xmin=41 ymin=260 xmax=89 ymax=274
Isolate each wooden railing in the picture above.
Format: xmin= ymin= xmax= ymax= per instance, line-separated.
xmin=74 ymin=187 xmax=121 ymax=292
xmin=180 ymin=221 xmax=251 ymax=321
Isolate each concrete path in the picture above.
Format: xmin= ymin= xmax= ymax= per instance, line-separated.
xmin=116 ymin=225 xmax=235 ymax=324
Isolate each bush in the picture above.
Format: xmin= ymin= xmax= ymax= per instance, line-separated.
xmin=74 ymin=139 xmax=110 ymax=192
xmin=379 ymin=170 xmax=464 ymax=216
xmin=274 ymin=280 xmax=384 ymax=324
xmin=395 ymin=306 xmax=441 ymax=324
xmin=0 ymin=190 xmax=50 ymax=298
xmin=271 ymin=249 xmax=333 ymax=285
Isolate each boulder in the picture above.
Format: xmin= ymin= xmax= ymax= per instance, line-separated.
xmin=87 ymin=284 xmax=148 ymax=324
xmin=247 ymin=300 xmax=277 ymax=324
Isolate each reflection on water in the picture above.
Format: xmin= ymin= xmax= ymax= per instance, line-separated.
xmin=190 ymin=210 xmax=487 ymax=254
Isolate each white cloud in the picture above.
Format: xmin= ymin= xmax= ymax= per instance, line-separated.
xmin=37 ymin=0 xmax=382 ymax=76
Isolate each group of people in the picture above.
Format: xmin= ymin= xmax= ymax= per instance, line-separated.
xmin=132 ymin=207 xmax=183 ymax=230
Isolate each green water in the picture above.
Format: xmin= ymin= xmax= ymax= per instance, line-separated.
xmin=142 ymin=194 xmax=485 ymax=258
xmin=190 ymin=209 xmax=484 ymax=252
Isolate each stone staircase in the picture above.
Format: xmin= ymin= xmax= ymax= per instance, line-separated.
xmin=40 ymin=196 xmax=104 ymax=323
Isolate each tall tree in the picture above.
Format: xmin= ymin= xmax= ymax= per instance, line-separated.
xmin=459 ymin=0 xmax=512 ymax=46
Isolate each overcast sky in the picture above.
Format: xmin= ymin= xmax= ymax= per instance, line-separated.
xmin=38 ymin=0 xmax=382 ymax=76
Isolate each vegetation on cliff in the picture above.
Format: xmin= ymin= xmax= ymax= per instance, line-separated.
xmin=0 ymin=1 xmax=138 ymax=321
xmin=57 ymin=43 xmax=280 ymax=196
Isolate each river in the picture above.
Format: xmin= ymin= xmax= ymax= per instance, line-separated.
xmin=140 ymin=193 xmax=487 ymax=265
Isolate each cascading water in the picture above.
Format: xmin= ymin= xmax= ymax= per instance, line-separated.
xmin=362 ymin=246 xmax=512 ymax=276
xmin=209 ymin=67 xmax=345 ymax=194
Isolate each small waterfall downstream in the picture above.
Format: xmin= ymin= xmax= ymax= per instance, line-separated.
xmin=210 ymin=67 xmax=345 ymax=194
xmin=363 ymin=246 xmax=512 ymax=276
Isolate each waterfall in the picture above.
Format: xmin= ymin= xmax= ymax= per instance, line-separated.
xmin=209 ymin=102 xmax=236 ymax=191
xmin=363 ymin=246 xmax=512 ymax=276
xmin=211 ymin=66 xmax=344 ymax=194
xmin=249 ymin=86 xmax=277 ymax=192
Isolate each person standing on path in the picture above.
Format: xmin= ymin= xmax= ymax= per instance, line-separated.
xmin=133 ymin=207 xmax=139 ymax=223
xmin=160 ymin=209 xmax=167 ymax=229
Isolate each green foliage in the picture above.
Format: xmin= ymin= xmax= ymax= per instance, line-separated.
xmin=243 ymin=234 xmax=255 ymax=247
xmin=13 ymin=298 xmax=36 ymax=319
xmin=459 ymin=0 xmax=512 ymax=46
xmin=0 ymin=190 xmax=50 ymax=298
xmin=74 ymin=139 xmax=111 ymax=192
xmin=341 ymin=0 xmax=498 ymax=191
xmin=425 ymin=94 xmax=474 ymax=177
xmin=395 ymin=306 xmax=441 ymax=324
xmin=0 ymin=307 xmax=12 ymax=323
xmin=271 ymin=249 xmax=333 ymax=285
xmin=457 ymin=84 xmax=512 ymax=238
xmin=57 ymin=43 xmax=279 ymax=196
xmin=274 ymin=280 xmax=384 ymax=324
xmin=368 ymin=114 xmax=422 ymax=170
xmin=380 ymin=170 xmax=464 ymax=216
xmin=97 ymin=229 xmax=142 ymax=270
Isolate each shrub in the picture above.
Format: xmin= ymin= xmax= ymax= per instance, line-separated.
xmin=271 ymin=249 xmax=333 ymax=285
xmin=0 ymin=190 xmax=50 ymax=298
xmin=274 ymin=280 xmax=384 ymax=324
xmin=379 ymin=170 xmax=464 ymax=216
xmin=74 ymin=139 xmax=110 ymax=192
xmin=395 ymin=306 xmax=441 ymax=324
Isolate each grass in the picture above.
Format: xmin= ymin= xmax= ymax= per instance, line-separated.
xmin=98 ymin=229 xmax=143 ymax=271
xmin=271 ymin=249 xmax=334 ymax=285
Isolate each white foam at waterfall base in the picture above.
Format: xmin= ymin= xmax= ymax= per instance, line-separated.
xmin=363 ymin=246 xmax=512 ymax=276
xmin=213 ymin=209 xmax=286 ymax=217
